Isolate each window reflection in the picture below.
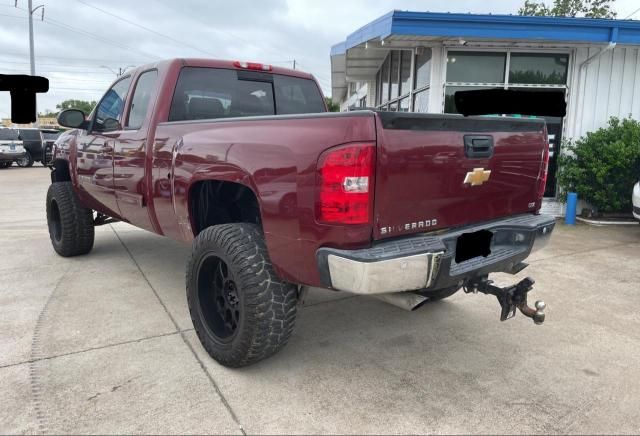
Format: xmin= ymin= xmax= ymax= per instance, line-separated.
xmin=509 ymin=53 xmax=569 ymax=85
xmin=413 ymin=90 xmax=430 ymax=112
xmin=446 ymin=52 xmax=506 ymax=83
xmin=400 ymin=51 xmax=411 ymax=95
xmin=390 ymin=51 xmax=400 ymax=99
xmin=381 ymin=57 xmax=390 ymax=104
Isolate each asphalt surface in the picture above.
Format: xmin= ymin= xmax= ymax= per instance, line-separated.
xmin=2 ymin=166 xmax=640 ymax=435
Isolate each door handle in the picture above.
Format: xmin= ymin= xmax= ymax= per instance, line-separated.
xmin=464 ymin=135 xmax=494 ymax=159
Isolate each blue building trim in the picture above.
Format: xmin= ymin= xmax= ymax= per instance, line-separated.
xmin=331 ymin=11 xmax=640 ymax=55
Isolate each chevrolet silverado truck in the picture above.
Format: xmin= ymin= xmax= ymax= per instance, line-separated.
xmin=49 ymin=58 xmax=555 ymax=367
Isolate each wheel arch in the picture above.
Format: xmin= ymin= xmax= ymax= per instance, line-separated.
xmin=50 ymin=158 xmax=71 ymax=183
xmin=187 ymin=178 xmax=263 ymax=237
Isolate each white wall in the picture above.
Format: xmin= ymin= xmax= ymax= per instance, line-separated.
xmin=567 ymin=45 xmax=640 ymax=140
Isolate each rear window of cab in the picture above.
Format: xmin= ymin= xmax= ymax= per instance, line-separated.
xmin=168 ymin=67 xmax=325 ymax=122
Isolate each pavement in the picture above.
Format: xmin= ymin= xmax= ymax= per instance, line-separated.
xmin=1 ymin=166 xmax=640 ymax=435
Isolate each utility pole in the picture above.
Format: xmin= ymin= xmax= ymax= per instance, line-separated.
xmin=17 ymin=0 xmax=44 ymax=126
xmin=292 ymin=59 xmax=296 ymax=70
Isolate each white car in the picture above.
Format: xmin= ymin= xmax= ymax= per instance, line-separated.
xmin=633 ymin=180 xmax=640 ymax=221
xmin=0 ymin=128 xmax=26 ymax=169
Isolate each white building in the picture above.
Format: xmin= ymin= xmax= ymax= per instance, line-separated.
xmin=330 ymin=11 xmax=640 ymax=215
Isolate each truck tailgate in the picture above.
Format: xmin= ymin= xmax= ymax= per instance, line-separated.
xmin=373 ymin=112 xmax=547 ymax=240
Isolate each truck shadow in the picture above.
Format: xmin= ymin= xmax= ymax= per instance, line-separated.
xmin=105 ymin=228 xmax=540 ymax=372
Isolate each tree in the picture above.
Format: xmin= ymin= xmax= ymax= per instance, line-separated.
xmin=518 ymin=0 xmax=617 ymax=18
xmin=324 ymin=97 xmax=340 ymax=112
xmin=38 ymin=110 xmax=59 ymax=118
xmin=56 ymin=99 xmax=98 ymax=115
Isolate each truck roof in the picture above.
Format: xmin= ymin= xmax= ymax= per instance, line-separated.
xmin=130 ymin=58 xmax=316 ymax=81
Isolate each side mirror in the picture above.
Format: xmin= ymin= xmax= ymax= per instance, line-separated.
xmin=57 ymin=109 xmax=88 ymax=129
xmin=102 ymin=117 xmax=121 ymax=132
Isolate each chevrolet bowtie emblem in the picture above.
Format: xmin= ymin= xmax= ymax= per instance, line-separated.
xmin=464 ymin=168 xmax=491 ymax=186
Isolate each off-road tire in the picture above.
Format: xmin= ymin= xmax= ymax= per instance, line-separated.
xmin=17 ymin=151 xmax=34 ymax=167
xmin=46 ymin=182 xmax=95 ymax=257
xmin=418 ymin=285 xmax=461 ymax=302
xmin=187 ymin=223 xmax=298 ymax=367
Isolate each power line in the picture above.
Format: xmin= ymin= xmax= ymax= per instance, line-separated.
xmin=0 ymin=65 xmax=124 ymax=75
xmin=624 ymin=6 xmax=640 ymax=19
xmin=1 ymin=50 xmax=144 ymax=63
xmin=75 ymin=0 xmax=218 ymax=57
xmin=0 ymin=59 xmax=133 ymax=69
xmin=13 ymin=3 xmax=159 ymax=61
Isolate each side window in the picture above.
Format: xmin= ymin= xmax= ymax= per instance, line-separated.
xmin=273 ymin=75 xmax=325 ymax=114
xmin=93 ymin=76 xmax=132 ymax=132
xmin=126 ymin=70 xmax=158 ymax=129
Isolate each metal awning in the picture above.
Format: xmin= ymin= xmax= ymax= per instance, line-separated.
xmin=331 ymin=10 xmax=640 ymax=99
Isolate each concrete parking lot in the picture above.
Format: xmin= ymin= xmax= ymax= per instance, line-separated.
xmin=1 ymin=166 xmax=640 ymax=435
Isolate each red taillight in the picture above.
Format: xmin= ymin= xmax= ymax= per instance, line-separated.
xmin=316 ymin=144 xmax=376 ymax=225
xmin=233 ymin=60 xmax=272 ymax=71
xmin=537 ymin=136 xmax=550 ymax=200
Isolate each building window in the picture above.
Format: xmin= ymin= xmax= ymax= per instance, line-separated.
xmin=446 ymin=51 xmax=506 ymax=84
xmin=390 ymin=51 xmax=400 ymax=99
xmin=375 ymin=70 xmax=381 ymax=106
xmin=413 ymin=89 xmax=430 ymax=113
xmin=380 ymin=56 xmax=390 ymax=104
xmin=444 ymin=50 xmax=568 ymax=114
xmin=414 ymin=49 xmax=431 ymax=89
xmin=399 ymin=96 xmax=410 ymax=112
xmin=443 ymin=86 xmax=487 ymax=114
xmin=400 ymin=51 xmax=411 ymax=96
xmin=509 ymin=53 xmax=569 ymax=85
xmin=348 ymin=82 xmax=358 ymax=96
xmin=374 ymin=48 xmax=432 ymax=113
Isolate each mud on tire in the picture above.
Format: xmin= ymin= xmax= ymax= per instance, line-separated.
xmin=186 ymin=223 xmax=298 ymax=368
xmin=46 ymin=182 xmax=95 ymax=257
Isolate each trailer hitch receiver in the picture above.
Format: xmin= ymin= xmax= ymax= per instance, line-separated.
xmin=464 ymin=276 xmax=546 ymax=325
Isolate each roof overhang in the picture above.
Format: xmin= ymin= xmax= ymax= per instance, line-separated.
xmin=330 ymin=10 xmax=640 ymax=99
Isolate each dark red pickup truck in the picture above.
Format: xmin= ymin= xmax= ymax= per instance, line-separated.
xmin=49 ymin=58 xmax=554 ymax=367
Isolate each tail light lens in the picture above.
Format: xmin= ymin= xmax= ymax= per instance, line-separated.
xmin=537 ymin=133 xmax=551 ymax=200
xmin=316 ymin=143 xmax=375 ymax=224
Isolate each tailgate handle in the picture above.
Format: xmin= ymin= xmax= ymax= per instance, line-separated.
xmin=464 ymin=135 xmax=494 ymax=158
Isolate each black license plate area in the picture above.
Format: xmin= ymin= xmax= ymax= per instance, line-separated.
xmin=455 ymin=230 xmax=493 ymax=263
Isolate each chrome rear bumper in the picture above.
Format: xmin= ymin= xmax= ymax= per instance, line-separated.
xmin=317 ymin=214 xmax=555 ymax=295
xmin=326 ymin=251 xmax=444 ymax=295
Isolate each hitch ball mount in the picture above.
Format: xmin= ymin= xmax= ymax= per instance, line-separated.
xmin=463 ymin=276 xmax=546 ymax=325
